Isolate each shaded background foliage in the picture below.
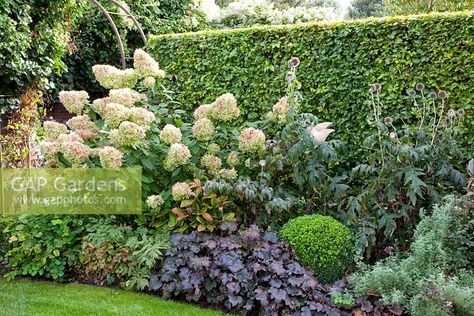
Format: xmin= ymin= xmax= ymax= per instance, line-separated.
xmin=0 ymin=0 xmax=76 ymax=114
xmin=147 ymin=11 xmax=474 ymax=157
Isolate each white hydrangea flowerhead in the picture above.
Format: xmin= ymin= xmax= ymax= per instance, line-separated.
xmin=57 ymin=132 xmax=84 ymax=143
xmin=92 ymin=65 xmax=138 ymax=89
xmin=164 ymin=143 xmax=191 ymax=171
xmin=128 ymin=107 xmax=156 ymax=128
xmin=143 ymin=76 xmax=156 ymax=89
xmin=61 ymin=141 xmax=91 ymax=166
xmin=192 ymin=118 xmax=215 ymax=141
xmin=66 ymin=115 xmax=99 ymax=141
xmin=226 ymin=151 xmax=239 ymax=166
xmin=109 ymin=121 xmax=146 ymax=147
xmin=92 ymin=97 xmax=111 ymax=115
xmin=43 ymin=121 xmax=67 ymax=140
xmin=146 ymin=194 xmax=164 ymax=209
xmin=238 ymin=127 xmax=266 ymax=154
xmin=133 ymin=49 xmax=165 ymax=78
xmin=172 ymin=182 xmax=193 ymax=201
xmin=219 ymin=168 xmax=238 ymax=181
xmin=98 ymin=146 xmax=123 ymax=169
xmin=109 ymin=88 xmax=142 ymax=107
xmin=201 ymin=154 xmax=222 ymax=173
xmin=207 ymin=144 xmax=220 ymax=155
xmin=307 ymin=122 xmax=334 ymax=142
xmin=193 ymin=103 xmax=212 ymax=120
xmin=269 ymin=96 xmax=290 ymax=122
xmin=160 ymin=124 xmax=182 ymax=145
xmin=103 ymin=103 xmax=131 ymax=128
xmin=59 ymin=90 xmax=89 ymax=114
xmin=39 ymin=141 xmax=60 ymax=159
xmin=209 ymin=93 xmax=240 ymax=122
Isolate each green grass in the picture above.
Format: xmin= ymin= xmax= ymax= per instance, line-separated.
xmin=0 ymin=278 xmax=224 ymax=316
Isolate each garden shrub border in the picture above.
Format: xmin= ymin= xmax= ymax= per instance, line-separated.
xmin=148 ymin=11 xmax=474 ymax=155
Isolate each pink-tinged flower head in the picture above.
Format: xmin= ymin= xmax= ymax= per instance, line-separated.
xmin=164 ymin=143 xmax=191 ymax=171
xmin=66 ymin=115 xmax=99 ymax=141
xmin=92 ymin=65 xmax=138 ymax=89
xmin=59 ymin=90 xmax=89 ymax=114
xmin=307 ymin=122 xmax=334 ymax=142
xmin=109 ymin=88 xmax=142 ymax=107
xmin=43 ymin=121 xmax=68 ymax=141
xmin=219 ymin=168 xmax=238 ymax=181
xmin=160 ymin=124 xmax=182 ymax=145
xmin=128 ymin=107 xmax=156 ymax=128
xmin=103 ymin=103 xmax=130 ymax=128
xmin=98 ymin=146 xmax=123 ymax=169
xmin=60 ymin=141 xmax=91 ymax=166
xmin=209 ymin=93 xmax=240 ymax=122
xmin=57 ymin=132 xmax=84 ymax=144
xmin=133 ymin=49 xmax=165 ymax=78
xmin=201 ymin=154 xmax=222 ymax=173
xmin=269 ymin=96 xmax=290 ymax=122
xmin=92 ymin=97 xmax=111 ymax=115
xmin=109 ymin=121 xmax=146 ymax=147
xmin=39 ymin=141 xmax=60 ymax=159
xmin=192 ymin=118 xmax=215 ymax=141
xmin=172 ymin=182 xmax=193 ymax=201
xmin=193 ymin=104 xmax=212 ymax=120
xmin=238 ymin=127 xmax=266 ymax=154
xmin=226 ymin=151 xmax=239 ymax=166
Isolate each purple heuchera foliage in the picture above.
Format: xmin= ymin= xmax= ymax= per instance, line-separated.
xmin=150 ymin=226 xmax=346 ymax=315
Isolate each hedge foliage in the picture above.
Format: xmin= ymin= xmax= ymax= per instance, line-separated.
xmin=148 ymin=11 xmax=474 ymax=153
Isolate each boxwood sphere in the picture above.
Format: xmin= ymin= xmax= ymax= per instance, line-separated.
xmin=279 ymin=215 xmax=354 ymax=283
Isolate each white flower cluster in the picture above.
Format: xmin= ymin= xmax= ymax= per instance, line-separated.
xmin=192 ymin=118 xmax=215 ymax=141
xmin=194 ymin=103 xmax=213 ymax=120
xmin=59 ymin=91 xmax=89 ymax=114
xmin=268 ymin=96 xmax=290 ymax=123
xmin=109 ymin=121 xmax=147 ymax=147
xmin=209 ymin=93 xmax=240 ymax=122
xmin=172 ymin=182 xmax=193 ymax=201
xmin=109 ymin=88 xmax=142 ymax=107
xmin=146 ymin=194 xmax=164 ymax=209
xmin=160 ymin=124 xmax=182 ymax=145
xmin=201 ymin=154 xmax=222 ymax=173
xmin=92 ymin=65 xmax=138 ymax=89
xmin=239 ymin=127 xmax=266 ymax=154
xmin=164 ymin=143 xmax=192 ymax=171
xmin=134 ymin=49 xmax=166 ymax=79
xmin=98 ymin=146 xmax=124 ymax=169
xmin=192 ymin=93 xmax=240 ymax=123
xmin=44 ymin=121 xmax=67 ymax=141
xmin=66 ymin=115 xmax=99 ymax=141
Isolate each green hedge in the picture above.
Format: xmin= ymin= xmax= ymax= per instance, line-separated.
xmin=148 ymin=11 xmax=474 ymax=152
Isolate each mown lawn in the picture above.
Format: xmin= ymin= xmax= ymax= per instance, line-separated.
xmin=0 ymin=278 xmax=224 ymax=316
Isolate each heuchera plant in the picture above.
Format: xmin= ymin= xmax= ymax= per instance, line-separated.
xmin=150 ymin=227 xmax=345 ymax=315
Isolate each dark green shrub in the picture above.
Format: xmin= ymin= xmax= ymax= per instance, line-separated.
xmin=0 ymin=0 xmax=78 ymax=113
xmin=279 ymin=214 xmax=354 ymax=283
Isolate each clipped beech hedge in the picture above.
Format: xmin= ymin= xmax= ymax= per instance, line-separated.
xmin=148 ymin=11 xmax=474 ymax=152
